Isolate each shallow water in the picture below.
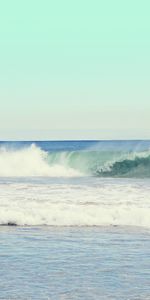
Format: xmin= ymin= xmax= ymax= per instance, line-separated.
xmin=0 ymin=226 xmax=150 ymax=300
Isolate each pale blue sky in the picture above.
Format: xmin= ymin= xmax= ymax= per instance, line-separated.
xmin=0 ymin=0 xmax=149 ymax=140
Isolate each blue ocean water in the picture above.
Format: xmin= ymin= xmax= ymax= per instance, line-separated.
xmin=0 ymin=140 xmax=150 ymax=299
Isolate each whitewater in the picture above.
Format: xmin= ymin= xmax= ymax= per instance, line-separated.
xmin=0 ymin=140 xmax=150 ymax=300
xmin=0 ymin=141 xmax=150 ymax=178
xmin=0 ymin=140 xmax=150 ymax=228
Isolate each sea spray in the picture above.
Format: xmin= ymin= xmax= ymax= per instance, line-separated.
xmin=0 ymin=144 xmax=81 ymax=177
xmin=0 ymin=143 xmax=150 ymax=178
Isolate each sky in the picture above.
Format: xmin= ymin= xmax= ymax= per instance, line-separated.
xmin=0 ymin=0 xmax=150 ymax=140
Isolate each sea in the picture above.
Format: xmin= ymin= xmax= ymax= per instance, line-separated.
xmin=0 ymin=140 xmax=150 ymax=300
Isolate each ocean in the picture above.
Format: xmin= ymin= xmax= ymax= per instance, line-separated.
xmin=0 ymin=140 xmax=150 ymax=299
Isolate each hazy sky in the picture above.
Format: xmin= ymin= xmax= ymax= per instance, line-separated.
xmin=0 ymin=0 xmax=149 ymax=140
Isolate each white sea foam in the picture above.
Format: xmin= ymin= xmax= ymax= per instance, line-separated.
xmin=0 ymin=178 xmax=150 ymax=227
xmin=0 ymin=143 xmax=150 ymax=227
xmin=0 ymin=143 xmax=150 ymax=178
xmin=0 ymin=144 xmax=81 ymax=177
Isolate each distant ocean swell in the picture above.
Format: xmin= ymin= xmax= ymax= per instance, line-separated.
xmin=0 ymin=143 xmax=150 ymax=178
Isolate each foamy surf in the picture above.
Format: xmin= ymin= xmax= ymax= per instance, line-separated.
xmin=0 ymin=144 xmax=81 ymax=177
xmin=0 ymin=179 xmax=150 ymax=227
xmin=0 ymin=143 xmax=150 ymax=178
xmin=0 ymin=141 xmax=150 ymax=300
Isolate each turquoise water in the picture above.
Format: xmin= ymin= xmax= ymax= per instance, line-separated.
xmin=0 ymin=140 xmax=150 ymax=178
xmin=0 ymin=140 xmax=150 ymax=299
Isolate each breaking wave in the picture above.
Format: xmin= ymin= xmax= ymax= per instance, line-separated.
xmin=0 ymin=143 xmax=150 ymax=178
xmin=96 ymin=152 xmax=150 ymax=178
xmin=0 ymin=144 xmax=81 ymax=177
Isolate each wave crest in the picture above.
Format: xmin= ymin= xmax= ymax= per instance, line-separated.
xmin=96 ymin=151 xmax=150 ymax=178
xmin=0 ymin=144 xmax=150 ymax=178
xmin=0 ymin=144 xmax=81 ymax=177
